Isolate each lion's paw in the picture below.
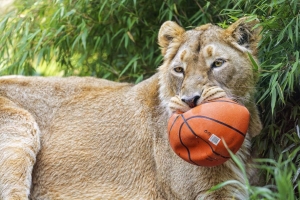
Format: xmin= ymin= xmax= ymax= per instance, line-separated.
xmin=168 ymin=96 xmax=190 ymax=113
xmin=201 ymin=86 xmax=227 ymax=102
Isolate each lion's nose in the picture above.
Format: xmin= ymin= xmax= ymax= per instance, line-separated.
xmin=181 ymin=95 xmax=200 ymax=108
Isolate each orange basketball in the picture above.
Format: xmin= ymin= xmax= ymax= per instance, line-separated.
xmin=167 ymin=98 xmax=250 ymax=167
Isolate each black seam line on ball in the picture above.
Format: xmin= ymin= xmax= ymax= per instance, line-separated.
xmin=181 ymin=114 xmax=230 ymax=160
xmin=186 ymin=115 xmax=246 ymax=137
xmin=178 ymin=116 xmax=199 ymax=165
xmin=168 ymin=114 xmax=180 ymax=137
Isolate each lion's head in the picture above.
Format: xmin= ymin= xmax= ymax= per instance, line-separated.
xmin=158 ymin=17 xmax=262 ymax=115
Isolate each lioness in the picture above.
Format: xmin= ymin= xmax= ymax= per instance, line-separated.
xmin=0 ymin=17 xmax=262 ymax=199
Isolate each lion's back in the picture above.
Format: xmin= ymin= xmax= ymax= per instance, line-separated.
xmin=0 ymin=76 xmax=132 ymax=128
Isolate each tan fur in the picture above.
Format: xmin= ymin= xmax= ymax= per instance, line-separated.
xmin=0 ymin=18 xmax=262 ymax=199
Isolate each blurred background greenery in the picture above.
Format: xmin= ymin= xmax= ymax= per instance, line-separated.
xmin=0 ymin=0 xmax=299 ymax=198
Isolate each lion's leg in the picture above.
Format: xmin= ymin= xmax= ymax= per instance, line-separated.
xmin=0 ymin=97 xmax=40 ymax=200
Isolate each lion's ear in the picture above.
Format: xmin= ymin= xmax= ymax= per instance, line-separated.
xmin=225 ymin=17 xmax=262 ymax=54
xmin=158 ymin=21 xmax=185 ymax=56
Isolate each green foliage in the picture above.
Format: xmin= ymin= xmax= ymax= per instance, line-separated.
xmin=0 ymin=0 xmax=299 ymax=198
xmin=210 ymin=146 xmax=300 ymax=199
xmin=0 ymin=0 xmax=234 ymax=81
xmin=252 ymin=0 xmax=300 ymax=158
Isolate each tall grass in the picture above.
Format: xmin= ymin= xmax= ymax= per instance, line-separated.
xmin=210 ymin=147 xmax=300 ymax=199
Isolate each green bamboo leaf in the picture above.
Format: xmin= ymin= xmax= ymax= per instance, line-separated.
xmin=60 ymin=5 xmax=65 ymax=17
xmin=296 ymin=15 xmax=299 ymax=43
xmin=276 ymin=83 xmax=285 ymax=104
xmin=50 ymin=8 xmax=61 ymax=23
xmin=19 ymin=51 xmax=28 ymax=67
xmin=288 ymin=24 xmax=293 ymax=43
xmin=81 ymin=28 xmax=88 ymax=50
xmin=119 ymin=55 xmax=139 ymax=77
xmin=92 ymin=36 xmax=101 ymax=53
xmin=64 ymin=9 xmax=76 ymax=18
xmin=287 ymin=71 xmax=295 ymax=92
xmin=27 ymin=29 xmax=40 ymax=41
xmin=210 ymin=180 xmax=245 ymax=191
xmin=257 ymin=89 xmax=270 ymax=103
xmin=0 ymin=14 xmax=9 ymax=31
xmin=291 ymin=51 xmax=299 ymax=74
xmin=34 ymin=30 xmax=47 ymax=53
xmin=271 ymin=84 xmax=277 ymax=115
xmin=124 ymin=33 xmax=129 ymax=49
xmin=71 ymin=35 xmax=81 ymax=52
xmin=98 ymin=0 xmax=109 ymax=20
xmin=251 ymin=186 xmax=274 ymax=199
xmin=55 ymin=25 xmax=65 ymax=36
xmin=36 ymin=48 xmax=44 ymax=67
xmin=247 ymin=52 xmax=259 ymax=72
xmin=112 ymin=29 xmax=125 ymax=41
xmin=271 ymin=63 xmax=282 ymax=71
xmin=135 ymin=75 xmax=143 ymax=84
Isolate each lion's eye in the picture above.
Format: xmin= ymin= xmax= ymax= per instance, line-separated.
xmin=174 ymin=67 xmax=184 ymax=73
xmin=211 ymin=59 xmax=226 ymax=68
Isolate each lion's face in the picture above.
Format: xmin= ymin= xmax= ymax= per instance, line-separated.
xmin=158 ymin=18 xmax=261 ymax=114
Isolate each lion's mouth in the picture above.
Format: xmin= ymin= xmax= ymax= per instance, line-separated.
xmin=168 ymin=87 xmax=228 ymax=114
xmin=180 ymin=86 xmax=227 ymax=108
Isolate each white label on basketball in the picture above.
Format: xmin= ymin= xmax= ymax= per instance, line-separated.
xmin=209 ymin=134 xmax=221 ymax=145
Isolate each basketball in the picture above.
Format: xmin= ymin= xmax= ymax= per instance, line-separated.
xmin=167 ymin=98 xmax=250 ymax=167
